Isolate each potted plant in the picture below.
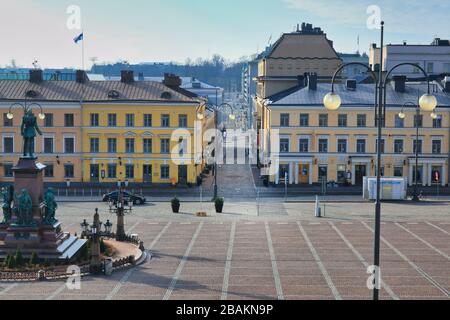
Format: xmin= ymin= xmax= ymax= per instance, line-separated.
xmin=215 ymin=197 xmax=224 ymax=213
xmin=171 ymin=197 xmax=180 ymax=213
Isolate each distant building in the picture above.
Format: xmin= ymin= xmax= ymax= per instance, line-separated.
xmin=338 ymin=52 xmax=369 ymax=82
xmin=255 ymin=22 xmax=342 ymax=99
xmin=104 ymin=74 xmax=224 ymax=106
xmin=369 ymin=38 xmax=450 ymax=78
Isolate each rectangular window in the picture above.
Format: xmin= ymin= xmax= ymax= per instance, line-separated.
xmin=44 ymin=137 xmax=54 ymax=154
xmin=433 ymin=116 xmax=442 ymax=128
xmin=319 ymin=114 xmax=328 ymax=127
xmin=413 ymin=140 xmax=422 ymax=154
xmin=337 ymin=165 xmax=347 ymax=183
xmin=357 ymin=114 xmax=366 ymax=127
xmin=90 ymin=113 xmax=99 ymax=127
xmin=395 ymin=115 xmax=404 ymax=128
xmin=300 ymin=114 xmax=309 ymax=127
xmin=64 ymin=164 xmax=74 ymax=178
xmin=3 ymin=113 xmax=13 ymax=127
xmin=107 ymin=138 xmax=117 ymax=153
xmin=125 ymin=138 xmax=135 ymax=153
xmin=394 ymin=166 xmax=403 ymax=177
xmin=161 ymin=114 xmax=170 ymax=127
xmin=432 ymin=140 xmax=442 ymax=154
xmin=179 ymin=115 xmax=188 ymax=128
xmin=356 ymin=139 xmax=366 ymax=153
xmin=44 ymin=113 xmax=53 ymax=127
xmin=64 ymin=137 xmax=75 ymax=154
xmin=108 ymin=114 xmax=117 ymax=127
xmin=161 ymin=139 xmax=170 ymax=154
xmin=125 ymin=164 xmax=134 ymax=179
xmin=108 ymin=164 xmax=117 ymax=179
xmin=44 ymin=164 xmax=54 ymax=178
xmin=144 ymin=114 xmax=152 ymax=127
xmin=414 ymin=115 xmax=423 ymax=128
xmin=143 ymin=139 xmax=152 ymax=154
xmin=280 ymin=114 xmax=290 ymax=127
xmin=444 ymin=63 xmax=450 ymax=73
xmin=90 ymin=138 xmax=99 ymax=153
xmin=337 ymin=139 xmax=347 ymax=153
xmin=64 ymin=114 xmax=74 ymax=127
xmin=427 ymin=62 xmax=434 ymax=74
xmin=3 ymin=137 xmax=14 ymax=153
xmin=394 ymin=139 xmax=404 ymax=154
xmin=318 ymin=139 xmax=328 ymax=153
xmin=160 ymin=165 xmax=170 ymax=180
xmin=3 ymin=164 xmax=13 ymax=177
xmin=280 ymin=138 xmax=289 ymax=153
xmin=338 ymin=114 xmax=347 ymax=127
xmin=299 ymin=139 xmax=309 ymax=152
xmin=126 ymin=114 xmax=135 ymax=127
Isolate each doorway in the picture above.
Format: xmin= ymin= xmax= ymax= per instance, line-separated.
xmin=355 ymin=165 xmax=366 ymax=185
xmin=299 ymin=164 xmax=309 ymax=184
xmin=178 ymin=165 xmax=188 ymax=185
xmin=143 ymin=165 xmax=152 ymax=183
xmin=90 ymin=164 xmax=100 ymax=182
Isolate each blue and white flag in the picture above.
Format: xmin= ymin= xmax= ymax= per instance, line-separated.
xmin=73 ymin=33 xmax=84 ymax=44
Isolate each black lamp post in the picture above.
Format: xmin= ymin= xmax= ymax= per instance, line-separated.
xmin=398 ymin=102 xmax=439 ymax=201
xmin=108 ymin=180 xmax=133 ymax=241
xmin=198 ymin=102 xmax=235 ymax=200
xmin=324 ymin=21 xmax=437 ymax=300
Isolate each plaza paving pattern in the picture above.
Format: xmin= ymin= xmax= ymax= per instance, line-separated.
xmin=0 ymin=212 xmax=449 ymax=300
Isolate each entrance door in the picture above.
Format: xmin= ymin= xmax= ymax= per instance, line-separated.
xmin=178 ymin=165 xmax=188 ymax=185
xmin=143 ymin=165 xmax=152 ymax=183
xmin=355 ymin=165 xmax=366 ymax=185
xmin=299 ymin=164 xmax=309 ymax=184
xmin=90 ymin=164 xmax=100 ymax=182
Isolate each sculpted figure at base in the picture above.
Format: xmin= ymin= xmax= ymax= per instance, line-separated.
xmin=43 ymin=188 xmax=58 ymax=225
xmin=1 ymin=186 xmax=14 ymax=223
xmin=15 ymin=189 xmax=34 ymax=226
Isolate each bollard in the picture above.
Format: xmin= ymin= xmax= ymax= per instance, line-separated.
xmin=315 ymin=195 xmax=321 ymax=218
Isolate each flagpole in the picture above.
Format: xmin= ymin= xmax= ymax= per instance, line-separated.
xmin=81 ymin=29 xmax=85 ymax=71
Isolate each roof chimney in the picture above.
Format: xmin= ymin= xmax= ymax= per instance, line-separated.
xmin=76 ymin=70 xmax=87 ymax=83
xmin=393 ymin=76 xmax=407 ymax=93
xmin=29 ymin=69 xmax=43 ymax=84
xmin=346 ymin=79 xmax=357 ymax=91
xmin=121 ymin=70 xmax=134 ymax=83
xmin=297 ymin=75 xmax=306 ymax=87
xmin=163 ymin=73 xmax=182 ymax=87
xmin=307 ymin=73 xmax=317 ymax=91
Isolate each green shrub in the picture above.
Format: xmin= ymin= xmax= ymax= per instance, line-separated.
xmin=15 ymin=248 xmax=24 ymax=267
xmin=29 ymin=252 xmax=39 ymax=265
xmin=171 ymin=197 xmax=180 ymax=206
xmin=215 ymin=197 xmax=224 ymax=206
xmin=100 ymin=238 xmax=106 ymax=254
xmin=7 ymin=255 xmax=16 ymax=269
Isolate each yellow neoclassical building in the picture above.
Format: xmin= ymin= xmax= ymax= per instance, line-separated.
xmin=257 ymin=75 xmax=450 ymax=187
xmin=0 ymin=70 xmax=206 ymax=186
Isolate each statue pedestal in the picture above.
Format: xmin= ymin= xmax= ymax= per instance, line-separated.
xmin=12 ymin=158 xmax=46 ymax=223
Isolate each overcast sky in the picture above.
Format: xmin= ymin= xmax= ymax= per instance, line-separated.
xmin=1 ymin=0 xmax=449 ymax=69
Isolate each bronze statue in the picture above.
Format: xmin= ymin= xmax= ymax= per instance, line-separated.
xmin=16 ymin=189 xmax=34 ymax=226
xmin=21 ymin=110 xmax=42 ymax=158
xmin=1 ymin=186 xmax=14 ymax=223
xmin=43 ymin=188 xmax=58 ymax=225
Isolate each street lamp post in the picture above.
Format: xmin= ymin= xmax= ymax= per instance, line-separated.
xmin=80 ymin=208 xmax=114 ymax=274
xmin=324 ymin=21 xmax=437 ymax=300
xmin=198 ymin=103 xmax=236 ymax=200
xmin=398 ymin=102 xmax=438 ymax=201
xmin=108 ymin=180 xmax=133 ymax=241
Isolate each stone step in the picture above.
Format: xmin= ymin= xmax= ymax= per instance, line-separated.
xmin=60 ymin=238 xmax=87 ymax=260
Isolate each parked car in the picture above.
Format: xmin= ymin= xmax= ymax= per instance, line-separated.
xmin=102 ymin=191 xmax=146 ymax=205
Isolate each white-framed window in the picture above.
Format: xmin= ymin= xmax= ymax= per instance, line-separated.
xmin=63 ymin=135 xmax=76 ymax=154
xmin=2 ymin=135 xmax=14 ymax=153
xmin=42 ymin=135 xmax=55 ymax=154
xmin=298 ymin=136 xmax=310 ymax=153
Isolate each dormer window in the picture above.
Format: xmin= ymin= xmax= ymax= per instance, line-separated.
xmin=108 ymin=90 xmax=120 ymax=99
xmin=161 ymin=91 xmax=172 ymax=99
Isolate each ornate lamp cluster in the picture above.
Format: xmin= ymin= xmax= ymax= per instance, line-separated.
xmin=80 ymin=209 xmax=113 ymax=238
